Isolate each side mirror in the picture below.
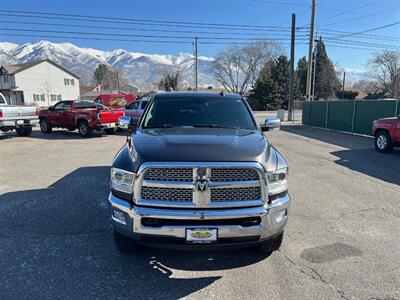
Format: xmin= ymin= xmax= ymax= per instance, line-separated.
xmin=260 ymin=117 xmax=281 ymax=132
xmin=119 ymin=116 xmax=137 ymax=134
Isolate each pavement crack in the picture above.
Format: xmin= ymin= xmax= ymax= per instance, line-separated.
xmin=279 ymin=251 xmax=350 ymax=300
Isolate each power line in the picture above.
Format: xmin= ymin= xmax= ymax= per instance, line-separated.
xmin=0 ymin=19 xmax=305 ymax=38
xmin=319 ymin=6 xmax=400 ymax=27
xmin=319 ymin=0 xmax=375 ymax=23
xmin=0 ymin=9 xmax=295 ymax=30
xmin=0 ymin=28 xmax=309 ymax=41
xmin=331 ymin=20 xmax=400 ymax=39
xmin=0 ymin=33 xmax=302 ymax=45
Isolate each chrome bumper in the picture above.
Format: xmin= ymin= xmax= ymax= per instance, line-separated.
xmin=0 ymin=118 xmax=39 ymax=127
xmin=108 ymin=193 xmax=290 ymax=243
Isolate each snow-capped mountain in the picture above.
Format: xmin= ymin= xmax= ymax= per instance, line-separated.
xmin=0 ymin=40 xmax=217 ymax=90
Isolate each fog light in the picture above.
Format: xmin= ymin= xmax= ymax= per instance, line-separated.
xmin=275 ymin=209 xmax=287 ymax=223
xmin=112 ymin=209 xmax=126 ymax=225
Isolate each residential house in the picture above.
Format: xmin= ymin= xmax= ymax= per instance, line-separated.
xmin=0 ymin=59 xmax=80 ymax=106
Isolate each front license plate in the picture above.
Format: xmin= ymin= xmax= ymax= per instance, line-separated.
xmin=16 ymin=120 xmax=25 ymax=125
xmin=186 ymin=228 xmax=217 ymax=243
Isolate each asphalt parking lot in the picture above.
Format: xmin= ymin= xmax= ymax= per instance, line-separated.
xmin=0 ymin=125 xmax=399 ymax=300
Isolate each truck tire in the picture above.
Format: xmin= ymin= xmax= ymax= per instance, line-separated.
xmin=375 ymin=131 xmax=393 ymax=153
xmin=259 ymin=232 xmax=283 ymax=254
xmin=78 ymin=121 xmax=92 ymax=137
xmin=16 ymin=126 xmax=32 ymax=136
xmin=40 ymin=119 xmax=52 ymax=133
xmin=104 ymin=128 xmax=116 ymax=135
xmin=113 ymin=230 xmax=141 ymax=253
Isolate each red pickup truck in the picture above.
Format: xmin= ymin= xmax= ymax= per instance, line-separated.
xmin=39 ymin=100 xmax=124 ymax=137
xmin=372 ymin=117 xmax=400 ymax=153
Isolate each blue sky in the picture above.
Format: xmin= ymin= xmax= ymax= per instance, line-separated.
xmin=2 ymin=0 xmax=400 ymax=70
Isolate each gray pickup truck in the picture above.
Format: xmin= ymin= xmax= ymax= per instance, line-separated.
xmin=0 ymin=92 xmax=39 ymax=136
xmin=109 ymin=92 xmax=290 ymax=254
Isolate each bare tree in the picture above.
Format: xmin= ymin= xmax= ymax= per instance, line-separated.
xmin=369 ymin=50 xmax=400 ymax=99
xmin=213 ymin=40 xmax=282 ymax=95
xmin=41 ymin=81 xmax=52 ymax=106
xmin=158 ymin=64 xmax=186 ymax=91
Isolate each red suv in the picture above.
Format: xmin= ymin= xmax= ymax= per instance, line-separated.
xmin=372 ymin=117 xmax=400 ymax=153
xmin=39 ymin=100 xmax=124 ymax=137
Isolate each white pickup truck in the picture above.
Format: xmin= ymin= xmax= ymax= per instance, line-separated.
xmin=0 ymin=93 xmax=39 ymax=136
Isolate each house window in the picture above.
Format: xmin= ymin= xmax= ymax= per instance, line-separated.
xmin=33 ymin=94 xmax=45 ymax=101
xmin=3 ymin=75 xmax=8 ymax=83
xmin=51 ymin=94 xmax=57 ymax=101
xmin=57 ymin=94 xmax=62 ymax=101
xmin=64 ymin=78 xmax=75 ymax=86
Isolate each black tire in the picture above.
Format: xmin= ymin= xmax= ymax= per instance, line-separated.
xmin=15 ymin=126 xmax=32 ymax=136
xmin=259 ymin=233 xmax=284 ymax=254
xmin=78 ymin=121 xmax=92 ymax=137
xmin=104 ymin=128 xmax=116 ymax=135
xmin=375 ymin=130 xmax=393 ymax=153
xmin=40 ymin=119 xmax=52 ymax=133
xmin=113 ymin=230 xmax=141 ymax=253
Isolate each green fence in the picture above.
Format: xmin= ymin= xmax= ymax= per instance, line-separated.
xmin=302 ymin=100 xmax=400 ymax=136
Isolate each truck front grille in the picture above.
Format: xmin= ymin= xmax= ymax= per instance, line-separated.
xmin=144 ymin=168 xmax=193 ymax=182
xmin=211 ymin=187 xmax=261 ymax=202
xmin=141 ymin=186 xmax=192 ymax=202
xmin=136 ymin=163 xmax=265 ymax=208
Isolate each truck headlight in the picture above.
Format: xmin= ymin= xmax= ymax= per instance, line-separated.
xmin=111 ymin=167 xmax=135 ymax=197
xmin=266 ymin=168 xmax=288 ymax=196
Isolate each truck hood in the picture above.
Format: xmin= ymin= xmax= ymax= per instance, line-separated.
xmin=127 ymin=128 xmax=286 ymax=172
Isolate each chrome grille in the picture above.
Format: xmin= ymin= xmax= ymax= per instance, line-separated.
xmin=141 ymin=186 xmax=192 ymax=202
xmin=210 ymin=168 xmax=259 ymax=182
xmin=144 ymin=168 xmax=193 ymax=182
xmin=211 ymin=187 xmax=261 ymax=202
xmin=136 ymin=163 xmax=265 ymax=208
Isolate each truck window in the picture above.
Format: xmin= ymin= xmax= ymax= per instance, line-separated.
xmin=127 ymin=101 xmax=140 ymax=110
xmin=74 ymin=101 xmax=97 ymax=109
xmin=0 ymin=93 xmax=6 ymax=104
xmin=143 ymin=97 xmax=256 ymax=130
xmin=94 ymin=97 xmax=102 ymax=104
xmin=141 ymin=101 xmax=149 ymax=110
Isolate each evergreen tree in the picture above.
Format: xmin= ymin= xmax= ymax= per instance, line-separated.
xmin=314 ymin=37 xmax=341 ymax=99
xmin=250 ymin=55 xmax=290 ymax=110
xmin=296 ymin=56 xmax=308 ymax=98
xmin=93 ymin=64 xmax=109 ymax=88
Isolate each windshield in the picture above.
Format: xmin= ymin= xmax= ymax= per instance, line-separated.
xmin=0 ymin=93 xmax=6 ymax=104
xmin=142 ymin=96 xmax=256 ymax=130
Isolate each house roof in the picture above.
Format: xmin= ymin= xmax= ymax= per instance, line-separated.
xmin=0 ymin=59 xmax=79 ymax=79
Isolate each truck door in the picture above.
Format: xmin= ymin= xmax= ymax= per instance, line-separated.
xmin=48 ymin=101 xmax=66 ymax=126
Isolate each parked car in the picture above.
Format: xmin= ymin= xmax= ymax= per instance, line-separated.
xmin=38 ymin=100 xmax=124 ymax=137
xmin=372 ymin=117 xmax=400 ymax=153
xmin=124 ymin=97 xmax=150 ymax=122
xmin=0 ymin=92 xmax=39 ymax=136
xmin=109 ymin=92 xmax=289 ymax=254
xmin=94 ymin=93 xmax=136 ymax=109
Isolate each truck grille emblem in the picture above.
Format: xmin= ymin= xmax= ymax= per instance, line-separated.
xmin=194 ymin=179 xmax=209 ymax=192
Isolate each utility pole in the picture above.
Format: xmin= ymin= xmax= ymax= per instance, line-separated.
xmin=341 ymin=72 xmax=346 ymax=99
xmin=288 ymin=13 xmax=296 ymax=122
xmin=194 ymin=37 xmax=199 ymax=91
xmin=306 ymin=0 xmax=316 ymax=100
xmin=311 ymin=39 xmax=317 ymax=100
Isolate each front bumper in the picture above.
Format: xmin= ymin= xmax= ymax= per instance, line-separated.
xmin=108 ymin=192 xmax=290 ymax=249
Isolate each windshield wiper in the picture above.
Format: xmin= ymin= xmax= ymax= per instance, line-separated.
xmin=146 ymin=124 xmax=177 ymax=128
xmin=193 ymin=124 xmax=238 ymax=129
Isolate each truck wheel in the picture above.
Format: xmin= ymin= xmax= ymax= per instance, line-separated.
xmin=78 ymin=121 xmax=92 ymax=137
xmin=40 ymin=119 xmax=52 ymax=133
xmin=16 ymin=126 xmax=32 ymax=136
xmin=113 ymin=230 xmax=141 ymax=253
xmin=259 ymin=232 xmax=283 ymax=254
xmin=375 ymin=131 xmax=393 ymax=153
xmin=104 ymin=128 xmax=116 ymax=135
